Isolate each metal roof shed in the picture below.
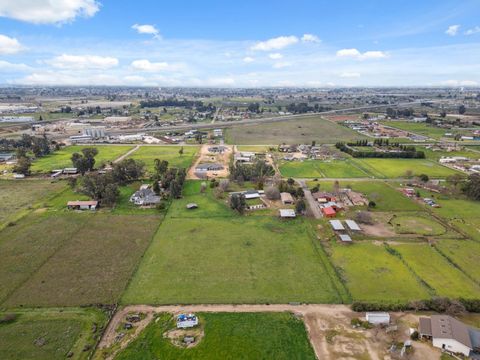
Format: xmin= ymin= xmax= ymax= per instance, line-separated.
xmin=345 ymin=220 xmax=361 ymax=231
xmin=339 ymin=234 xmax=352 ymax=242
xmin=329 ymin=220 xmax=345 ymax=230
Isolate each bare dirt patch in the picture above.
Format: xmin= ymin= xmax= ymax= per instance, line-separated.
xmin=187 ymin=144 xmax=232 ymax=179
xmin=164 ymin=327 xmax=205 ymax=348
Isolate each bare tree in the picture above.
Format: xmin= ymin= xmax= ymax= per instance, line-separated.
xmin=265 ymin=186 xmax=280 ymax=200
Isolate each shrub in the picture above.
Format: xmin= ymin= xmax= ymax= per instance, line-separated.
xmin=0 ymin=313 xmax=17 ymax=324
xmin=410 ymin=331 xmax=419 ymax=340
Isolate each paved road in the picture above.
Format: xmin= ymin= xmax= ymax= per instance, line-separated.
xmin=298 ymin=180 xmax=322 ymax=219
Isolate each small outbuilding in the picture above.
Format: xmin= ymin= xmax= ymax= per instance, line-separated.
xmin=280 ymin=192 xmax=294 ymax=205
xmin=366 ymin=312 xmax=390 ymax=325
xmin=279 ymin=209 xmax=296 ymax=218
xmin=339 ymin=234 xmax=352 ymax=242
xmin=186 ymin=203 xmax=198 ymax=210
xmin=345 ymin=220 xmax=361 ymax=231
xmin=176 ymin=314 xmax=198 ymax=329
xmin=67 ymin=200 xmax=98 ymax=211
xmin=329 ymin=220 xmax=345 ymax=231
xmin=323 ymin=206 xmax=337 ymax=218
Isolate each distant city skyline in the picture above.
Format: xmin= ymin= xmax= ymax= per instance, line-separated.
xmin=0 ymin=0 xmax=479 ymax=87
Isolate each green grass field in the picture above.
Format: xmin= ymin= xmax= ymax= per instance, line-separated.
xmin=115 ymin=312 xmax=316 ymax=360
xmin=31 ymin=145 xmax=134 ymax=173
xmin=123 ymin=185 xmax=347 ymax=304
xmin=226 ymin=116 xmax=364 ymax=145
xmin=391 ymin=214 xmax=447 ymax=236
xmin=395 ymin=244 xmax=480 ymax=299
xmin=279 ymin=160 xmax=369 ymax=178
xmin=418 ymin=146 xmax=480 ymax=161
xmin=435 ymin=240 xmax=480 ymax=281
xmin=352 ymin=158 xmax=459 ymax=178
xmin=331 ymin=242 xmax=430 ymax=302
xmin=380 ymin=121 xmax=448 ymax=139
xmin=0 ymin=308 xmax=106 ymax=360
xmin=0 ymin=213 xmax=160 ymax=306
xmin=0 ymin=180 xmax=66 ymax=227
xmin=126 ymin=145 xmax=198 ymax=172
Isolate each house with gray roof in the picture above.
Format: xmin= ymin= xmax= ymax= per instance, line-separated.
xmin=130 ymin=187 xmax=161 ymax=206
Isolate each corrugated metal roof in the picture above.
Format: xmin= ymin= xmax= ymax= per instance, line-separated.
xmin=339 ymin=234 xmax=352 ymax=242
xmin=345 ymin=220 xmax=361 ymax=231
xmin=329 ymin=220 xmax=344 ymax=230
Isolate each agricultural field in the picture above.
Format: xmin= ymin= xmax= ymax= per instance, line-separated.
xmin=0 ymin=212 xmax=160 ymax=307
xmin=380 ymin=121 xmax=448 ymax=139
xmin=122 ymin=185 xmax=347 ymax=304
xmin=417 ymin=146 xmax=480 ymax=161
xmin=395 ymin=244 xmax=480 ymax=299
xmin=236 ymin=145 xmax=272 ymax=153
xmin=330 ymin=242 xmax=430 ymax=302
xmin=0 ymin=179 xmax=65 ymax=227
xmin=0 ymin=308 xmax=106 ymax=360
xmin=352 ymin=158 xmax=459 ymax=178
xmin=434 ymin=240 xmax=480 ymax=281
xmin=279 ymin=159 xmax=369 ymax=178
xmin=31 ymin=145 xmax=134 ymax=173
xmin=225 ymin=116 xmax=364 ymax=145
xmin=126 ymin=145 xmax=198 ymax=172
xmin=115 ymin=312 xmax=316 ymax=360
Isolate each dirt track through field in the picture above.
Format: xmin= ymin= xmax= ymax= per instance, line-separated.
xmin=99 ymin=304 xmax=351 ymax=359
xmin=113 ymin=145 xmax=140 ymax=163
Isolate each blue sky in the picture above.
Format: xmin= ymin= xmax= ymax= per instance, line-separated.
xmin=0 ymin=0 xmax=479 ymax=87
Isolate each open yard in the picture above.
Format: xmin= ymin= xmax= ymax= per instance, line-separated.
xmin=0 ymin=179 xmax=65 ymax=227
xmin=0 ymin=213 xmax=160 ymax=307
xmin=122 ymin=187 xmax=347 ymax=304
xmin=330 ymin=242 xmax=430 ymax=302
xmin=225 ymin=116 xmax=364 ymax=145
xmin=0 ymin=308 xmax=106 ymax=360
xmin=390 ymin=214 xmax=447 ymax=236
xmin=31 ymin=145 xmax=134 ymax=173
xmin=395 ymin=244 xmax=480 ymax=299
xmin=126 ymin=145 xmax=198 ymax=172
xmin=279 ymin=159 xmax=369 ymax=178
xmin=115 ymin=312 xmax=316 ymax=360
xmin=352 ymin=158 xmax=459 ymax=178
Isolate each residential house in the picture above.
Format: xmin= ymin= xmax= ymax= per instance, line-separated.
xmin=419 ymin=315 xmax=480 ymax=357
xmin=195 ymin=163 xmax=224 ymax=172
xmin=130 ymin=187 xmax=161 ymax=206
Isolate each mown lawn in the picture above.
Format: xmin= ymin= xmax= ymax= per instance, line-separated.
xmin=435 ymin=240 xmax=480 ymax=281
xmin=115 ymin=312 xmax=316 ymax=360
xmin=0 ymin=179 xmax=65 ymax=227
xmin=126 ymin=145 xmax=198 ymax=172
xmin=31 ymin=145 xmax=134 ymax=173
xmin=0 ymin=308 xmax=106 ymax=360
xmin=279 ymin=160 xmax=369 ymax=178
xmin=226 ymin=116 xmax=364 ymax=145
xmin=352 ymin=158 xmax=459 ymax=178
xmin=395 ymin=244 xmax=480 ymax=299
xmin=0 ymin=213 xmax=160 ymax=307
xmin=123 ymin=191 xmax=346 ymax=304
xmin=330 ymin=242 xmax=430 ymax=302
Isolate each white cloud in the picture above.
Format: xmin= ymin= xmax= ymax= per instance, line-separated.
xmin=445 ymin=24 xmax=460 ymax=36
xmin=243 ymin=56 xmax=255 ymax=63
xmin=301 ymin=33 xmax=320 ymax=43
xmin=0 ymin=60 xmax=31 ymax=72
xmin=272 ymin=61 xmax=292 ymax=69
xmin=206 ymin=77 xmax=235 ymax=86
xmin=46 ymin=54 xmax=119 ymax=69
xmin=132 ymin=24 xmax=160 ymax=38
xmin=0 ymin=0 xmax=100 ymax=24
xmin=336 ymin=48 xmax=388 ymax=60
xmin=339 ymin=72 xmax=361 ymax=78
xmin=0 ymin=34 xmax=23 ymax=55
xmin=251 ymin=36 xmax=298 ymax=51
xmin=442 ymin=79 xmax=478 ymax=87
xmin=268 ymin=53 xmax=283 ymax=60
xmin=11 ymin=71 xmax=123 ymax=86
xmin=130 ymin=59 xmax=181 ymax=72
xmin=465 ymin=26 xmax=480 ymax=35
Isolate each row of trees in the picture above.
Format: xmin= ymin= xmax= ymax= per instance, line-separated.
xmin=0 ymin=134 xmax=53 ymax=158
xmin=336 ymin=142 xmax=425 ymax=159
xmin=152 ymin=159 xmax=187 ymax=199
xmin=139 ymin=99 xmax=205 ymax=108
xmin=229 ymin=160 xmax=275 ymax=183
xmin=285 ymin=103 xmax=330 ymax=114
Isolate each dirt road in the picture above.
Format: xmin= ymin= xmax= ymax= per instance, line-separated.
xmin=113 ymin=145 xmax=140 ymax=163
xmin=298 ymin=180 xmax=322 ymax=219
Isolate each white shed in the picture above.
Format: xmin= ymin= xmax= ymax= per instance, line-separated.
xmin=366 ymin=312 xmax=390 ymax=325
xmin=329 ymin=220 xmax=345 ymax=231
